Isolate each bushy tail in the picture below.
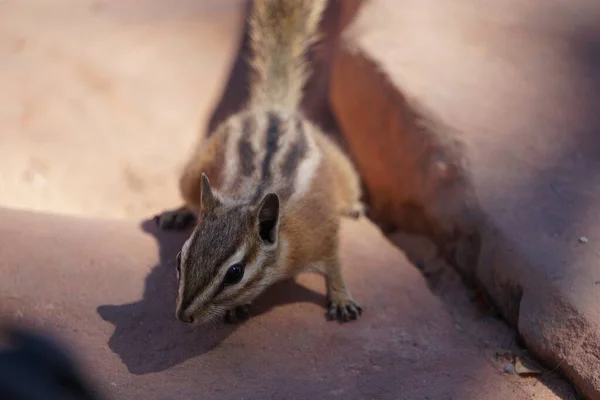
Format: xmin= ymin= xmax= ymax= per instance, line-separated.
xmin=248 ymin=0 xmax=327 ymax=110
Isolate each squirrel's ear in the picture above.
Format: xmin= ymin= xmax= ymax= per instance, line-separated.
xmin=256 ymin=193 xmax=280 ymax=245
xmin=200 ymin=173 xmax=218 ymax=211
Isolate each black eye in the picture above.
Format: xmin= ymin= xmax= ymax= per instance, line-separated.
xmin=176 ymin=252 xmax=182 ymax=278
xmin=223 ymin=263 xmax=244 ymax=285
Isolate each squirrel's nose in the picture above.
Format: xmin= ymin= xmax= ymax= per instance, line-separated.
xmin=176 ymin=309 xmax=193 ymax=324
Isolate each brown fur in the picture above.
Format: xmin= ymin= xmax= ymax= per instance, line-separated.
xmin=160 ymin=0 xmax=364 ymax=324
xmin=249 ymin=0 xmax=327 ymax=110
xmin=179 ymin=124 xmax=228 ymax=211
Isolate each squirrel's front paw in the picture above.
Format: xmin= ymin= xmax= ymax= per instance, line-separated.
xmin=154 ymin=208 xmax=196 ymax=230
xmin=326 ymin=298 xmax=363 ymax=323
xmin=224 ymin=305 xmax=251 ymax=324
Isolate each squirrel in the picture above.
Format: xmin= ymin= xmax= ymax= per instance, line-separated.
xmin=156 ymin=0 xmax=365 ymax=325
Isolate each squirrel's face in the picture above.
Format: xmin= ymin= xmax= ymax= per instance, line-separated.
xmin=175 ymin=177 xmax=281 ymax=325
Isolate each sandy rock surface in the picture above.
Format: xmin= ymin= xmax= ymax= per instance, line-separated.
xmin=0 ymin=0 xmax=244 ymax=219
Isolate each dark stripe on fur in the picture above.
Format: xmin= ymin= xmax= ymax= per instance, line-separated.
xmin=238 ymin=117 xmax=256 ymax=176
xmin=261 ymin=112 xmax=281 ymax=182
xmin=281 ymin=119 xmax=308 ymax=179
xmin=254 ymin=112 xmax=282 ymax=201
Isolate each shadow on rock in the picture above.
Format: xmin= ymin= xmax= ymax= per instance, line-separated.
xmin=97 ymin=218 xmax=325 ymax=375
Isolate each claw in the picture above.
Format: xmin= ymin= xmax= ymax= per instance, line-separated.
xmin=327 ymin=300 xmax=363 ymax=323
xmin=155 ymin=208 xmax=196 ymax=231
xmin=224 ymin=305 xmax=251 ymax=324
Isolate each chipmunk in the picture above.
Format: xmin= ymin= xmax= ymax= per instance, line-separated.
xmin=156 ymin=0 xmax=365 ymax=325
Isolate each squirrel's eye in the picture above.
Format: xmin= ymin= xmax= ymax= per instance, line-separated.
xmin=176 ymin=252 xmax=182 ymax=278
xmin=224 ymin=263 xmax=245 ymax=285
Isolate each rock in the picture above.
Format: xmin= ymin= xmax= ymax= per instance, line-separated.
xmin=504 ymin=363 xmax=516 ymax=375
xmin=0 ymin=207 xmax=542 ymax=400
xmin=514 ymin=357 xmax=542 ymax=377
xmin=0 ymin=0 xmax=592 ymax=398
xmin=327 ymin=0 xmax=600 ymax=398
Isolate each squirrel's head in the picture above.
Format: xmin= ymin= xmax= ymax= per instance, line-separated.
xmin=175 ymin=174 xmax=281 ymax=325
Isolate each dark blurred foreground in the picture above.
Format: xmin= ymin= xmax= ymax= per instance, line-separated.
xmin=0 ymin=325 xmax=101 ymax=400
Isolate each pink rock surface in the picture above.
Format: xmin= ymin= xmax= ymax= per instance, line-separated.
xmin=0 ymin=207 xmax=549 ymax=400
